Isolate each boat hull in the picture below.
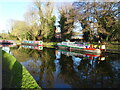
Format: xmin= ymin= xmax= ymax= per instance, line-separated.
xmin=57 ymin=45 xmax=101 ymax=54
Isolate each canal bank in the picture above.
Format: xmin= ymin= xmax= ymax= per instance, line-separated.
xmin=13 ymin=40 xmax=120 ymax=52
xmin=2 ymin=50 xmax=41 ymax=89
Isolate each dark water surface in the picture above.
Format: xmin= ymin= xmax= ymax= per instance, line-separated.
xmin=2 ymin=45 xmax=120 ymax=88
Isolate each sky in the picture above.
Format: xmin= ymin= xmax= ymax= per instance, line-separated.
xmin=0 ymin=1 xmax=31 ymax=33
xmin=0 ymin=0 xmax=77 ymax=33
xmin=0 ymin=0 xmax=118 ymax=33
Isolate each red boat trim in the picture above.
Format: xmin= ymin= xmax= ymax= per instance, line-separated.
xmin=38 ymin=45 xmax=43 ymax=46
xmin=84 ymin=48 xmax=98 ymax=50
xmin=84 ymin=53 xmax=101 ymax=57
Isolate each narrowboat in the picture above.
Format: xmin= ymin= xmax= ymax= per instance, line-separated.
xmin=21 ymin=40 xmax=43 ymax=46
xmin=0 ymin=40 xmax=16 ymax=47
xmin=0 ymin=40 xmax=15 ymax=44
xmin=57 ymin=41 xmax=105 ymax=54
xmin=21 ymin=40 xmax=43 ymax=50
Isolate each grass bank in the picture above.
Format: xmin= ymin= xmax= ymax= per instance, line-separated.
xmin=43 ymin=42 xmax=58 ymax=48
xmin=92 ymin=42 xmax=120 ymax=50
xmin=2 ymin=50 xmax=41 ymax=89
xmin=106 ymin=44 xmax=120 ymax=50
xmin=103 ymin=42 xmax=120 ymax=50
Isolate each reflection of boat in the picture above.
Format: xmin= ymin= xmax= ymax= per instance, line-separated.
xmin=0 ymin=40 xmax=16 ymax=47
xmin=21 ymin=45 xmax=43 ymax=50
xmin=0 ymin=44 xmax=16 ymax=47
xmin=0 ymin=40 xmax=16 ymax=44
xmin=58 ymin=49 xmax=101 ymax=58
xmin=58 ymin=49 xmax=105 ymax=61
xmin=57 ymin=41 xmax=106 ymax=54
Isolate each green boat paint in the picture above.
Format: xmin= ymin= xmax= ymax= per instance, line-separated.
xmin=57 ymin=42 xmax=104 ymax=54
xmin=22 ymin=40 xmax=43 ymax=46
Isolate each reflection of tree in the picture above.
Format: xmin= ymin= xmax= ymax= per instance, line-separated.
xmin=10 ymin=47 xmax=30 ymax=62
xmin=95 ymin=60 xmax=115 ymax=88
xmin=10 ymin=46 xmax=41 ymax=62
xmin=38 ymin=48 xmax=56 ymax=88
xmin=10 ymin=47 xmax=57 ymax=88
xmin=57 ymin=53 xmax=117 ymax=88
xmin=59 ymin=54 xmax=74 ymax=75
xmin=77 ymin=56 xmax=116 ymax=88
xmin=31 ymin=50 xmax=40 ymax=62
xmin=77 ymin=57 xmax=94 ymax=88
xmin=9 ymin=47 xmax=119 ymax=88
xmin=10 ymin=46 xmax=43 ymax=83
xmin=58 ymin=54 xmax=83 ymax=88
xmin=78 ymin=57 xmax=92 ymax=72
xmin=106 ymin=53 xmax=119 ymax=61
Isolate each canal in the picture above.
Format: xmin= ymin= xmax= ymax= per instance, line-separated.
xmin=2 ymin=45 xmax=120 ymax=88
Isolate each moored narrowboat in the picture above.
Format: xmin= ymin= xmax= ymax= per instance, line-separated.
xmin=0 ymin=40 xmax=15 ymax=44
xmin=57 ymin=41 xmax=105 ymax=54
xmin=21 ymin=40 xmax=43 ymax=46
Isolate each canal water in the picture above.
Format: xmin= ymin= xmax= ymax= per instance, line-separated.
xmin=2 ymin=45 xmax=120 ymax=88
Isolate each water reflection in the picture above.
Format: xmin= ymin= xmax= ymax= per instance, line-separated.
xmin=3 ymin=45 xmax=120 ymax=88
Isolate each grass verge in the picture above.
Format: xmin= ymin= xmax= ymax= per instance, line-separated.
xmin=2 ymin=50 xmax=41 ymax=89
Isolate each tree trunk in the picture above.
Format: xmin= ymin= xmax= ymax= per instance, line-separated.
xmin=106 ymin=35 xmax=110 ymax=41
